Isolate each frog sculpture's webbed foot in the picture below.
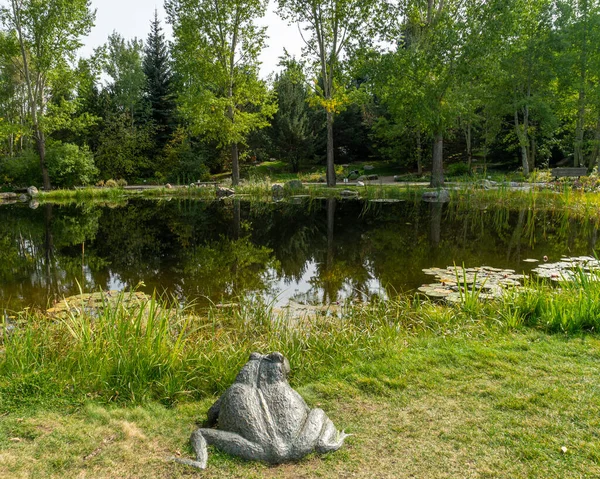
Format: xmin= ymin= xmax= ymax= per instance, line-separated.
xmin=191 ymin=428 xmax=268 ymax=465
xmin=292 ymin=408 xmax=349 ymax=459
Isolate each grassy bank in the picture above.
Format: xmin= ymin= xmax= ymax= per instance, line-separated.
xmin=30 ymin=180 xmax=600 ymax=224
xmin=1 ymin=276 xmax=600 ymax=477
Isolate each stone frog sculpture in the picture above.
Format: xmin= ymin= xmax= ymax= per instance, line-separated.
xmin=177 ymin=352 xmax=348 ymax=469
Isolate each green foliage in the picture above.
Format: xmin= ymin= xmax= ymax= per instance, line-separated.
xmin=446 ymin=162 xmax=473 ymax=177
xmin=94 ymin=113 xmax=153 ymax=181
xmin=0 ymin=0 xmax=96 ymax=188
xmin=46 ymin=142 xmax=98 ymax=187
xmin=269 ymin=60 xmax=312 ymax=172
xmin=102 ymin=33 xmax=146 ymax=119
xmin=0 ymin=150 xmax=41 ymax=186
xmin=143 ymin=11 xmax=176 ymax=154
xmin=166 ymin=0 xmax=276 ymax=184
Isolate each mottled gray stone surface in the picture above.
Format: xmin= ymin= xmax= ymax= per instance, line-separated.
xmin=422 ymin=189 xmax=450 ymax=203
xmin=179 ymin=352 xmax=347 ymax=469
xmin=216 ymin=187 xmax=235 ymax=198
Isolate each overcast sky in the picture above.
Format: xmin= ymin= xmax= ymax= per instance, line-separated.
xmin=81 ymin=0 xmax=304 ymax=78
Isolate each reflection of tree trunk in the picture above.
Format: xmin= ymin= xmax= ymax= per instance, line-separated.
xmin=44 ymin=203 xmax=56 ymax=301
xmin=431 ymin=131 xmax=444 ymax=187
xmin=324 ymin=198 xmax=336 ymax=303
xmin=507 ymin=208 xmax=526 ymax=261
xmin=429 ymin=201 xmax=442 ymax=248
xmin=568 ymin=217 xmax=577 ymax=252
xmin=233 ymin=199 xmax=241 ymax=240
xmin=589 ymin=225 xmax=597 ymax=254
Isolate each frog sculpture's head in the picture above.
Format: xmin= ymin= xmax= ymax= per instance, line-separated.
xmin=257 ymin=352 xmax=291 ymax=385
xmin=234 ymin=352 xmax=291 ymax=386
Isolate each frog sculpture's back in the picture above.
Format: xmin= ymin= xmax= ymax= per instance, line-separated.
xmin=177 ymin=352 xmax=348 ymax=469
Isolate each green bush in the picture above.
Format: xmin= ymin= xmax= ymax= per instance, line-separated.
xmin=0 ymin=150 xmax=42 ymax=187
xmin=446 ymin=162 xmax=472 ymax=177
xmin=105 ymin=179 xmax=118 ymax=188
xmin=116 ymin=178 xmax=128 ymax=187
xmin=46 ymin=143 xmax=98 ymax=187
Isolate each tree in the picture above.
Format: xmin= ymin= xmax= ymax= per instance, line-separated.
xmin=103 ymin=32 xmax=145 ymax=127
xmin=377 ymin=1 xmax=476 ymax=186
xmin=166 ymin=0 xmax=275 ymax=186
xmin=276 ymin=0 xmax=377 ymax=187
xmin=0 ymin=0 xmax=95 ymax=190
xmin=489 ymin=0 xmax=557 ymax=175
xmin=555 ymin=0 xmax=600 ymax=168
xmin=143 ymin=10 xmax=176 ymax=154
xmin=270 ymin=58 xmax=312 ymax=172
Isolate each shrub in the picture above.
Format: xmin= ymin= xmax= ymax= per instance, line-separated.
xmin=116 ymin=178 xmax=128 ymax=187
xmin=0 ymin=150 xmax=42 ymax=187
xmin=105 ymin=179 xmax=118 ymax=188
xmin=446 ymin=162 xmax=472 ymax=177
xmin=46 ymin=143 xmax=98 ymax=187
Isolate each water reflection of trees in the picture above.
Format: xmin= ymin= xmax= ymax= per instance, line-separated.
xmin=1 ymin=198 xmax=599 ymax=312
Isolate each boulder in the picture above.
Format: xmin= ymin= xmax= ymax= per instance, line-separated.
xmin=165 ymin=183 xmax=173 ymax=189
xmin=29 ymin=200 xmax=39 ymax=210
xmin=366 ymin=174 xmax=379 ymax=181
xmin=363 ymin=165 xmax=375 ymax=171
xmin=340 ymin=189 xmax=359 ymax=198
xmin=422 ymin=189 xmax=451 ymax=203
xmin=216 ymin=187 xmax=235 ymax=198
xmin=271 ymin=183 xmax=284 ymax=194
xmin=285 ymin=180 xmax=304 ymax=191
xmin=27 ymin=186 xmax=39 ymax=197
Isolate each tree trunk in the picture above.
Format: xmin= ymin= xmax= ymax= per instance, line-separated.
xmin=466 ymin=122 xmax=472 ymax=169
xmin=590 ymin=117 xmax=600 ymax=170
xmin=36 ymin=129 xmax=51 ymax=190
xmin=575 ymin=96 xmax=585 ymax=167
xmin=416 ymin=128 xmax=423 ymax=175
xmin=13 ymin=0 xmax=50 ymax=190
xmin=575 ymin=0 xmax=588 ymax=168
xmin=530 ymin=135 xmax=536 ymax=170
xmin=514 ymin=110 xmax=529 ymax=176
xmin=430 ymin=131 xmax=444 ymax=187
xmin=231 ymin=143 xmax=239 ymax=186
xmin=326 ymin=111 xmax=336 ymax=187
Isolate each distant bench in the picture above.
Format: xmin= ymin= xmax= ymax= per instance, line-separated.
xmin=551 ymin=167 xmax=588 ymax=179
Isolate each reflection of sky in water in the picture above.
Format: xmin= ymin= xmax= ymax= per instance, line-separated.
xmin=266 ymin=261 xmax=387 ymax=307
xmin=2 ymin=199 xmax=598 ymax=312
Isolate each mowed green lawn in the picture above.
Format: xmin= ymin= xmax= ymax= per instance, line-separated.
xmin=2 ymin=331 xmax=599 ymax=478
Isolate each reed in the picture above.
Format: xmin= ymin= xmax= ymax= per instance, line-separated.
xmin=3 ymin=271 xmax=599 ymax=409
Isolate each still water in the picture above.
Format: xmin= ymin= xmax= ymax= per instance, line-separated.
xmin=0 ymin=198 xmax=597 ymax=312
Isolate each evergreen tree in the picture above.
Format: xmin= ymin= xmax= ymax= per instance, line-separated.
xmin=143 ymin=10 xmax=175 ymax=154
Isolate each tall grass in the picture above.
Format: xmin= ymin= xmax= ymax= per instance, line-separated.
xmin=2 ymin=274 xmax=600 ymax=407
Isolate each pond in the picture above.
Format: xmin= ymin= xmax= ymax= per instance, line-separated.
xmin=0 ymin=197 xmax=598 ymax=313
